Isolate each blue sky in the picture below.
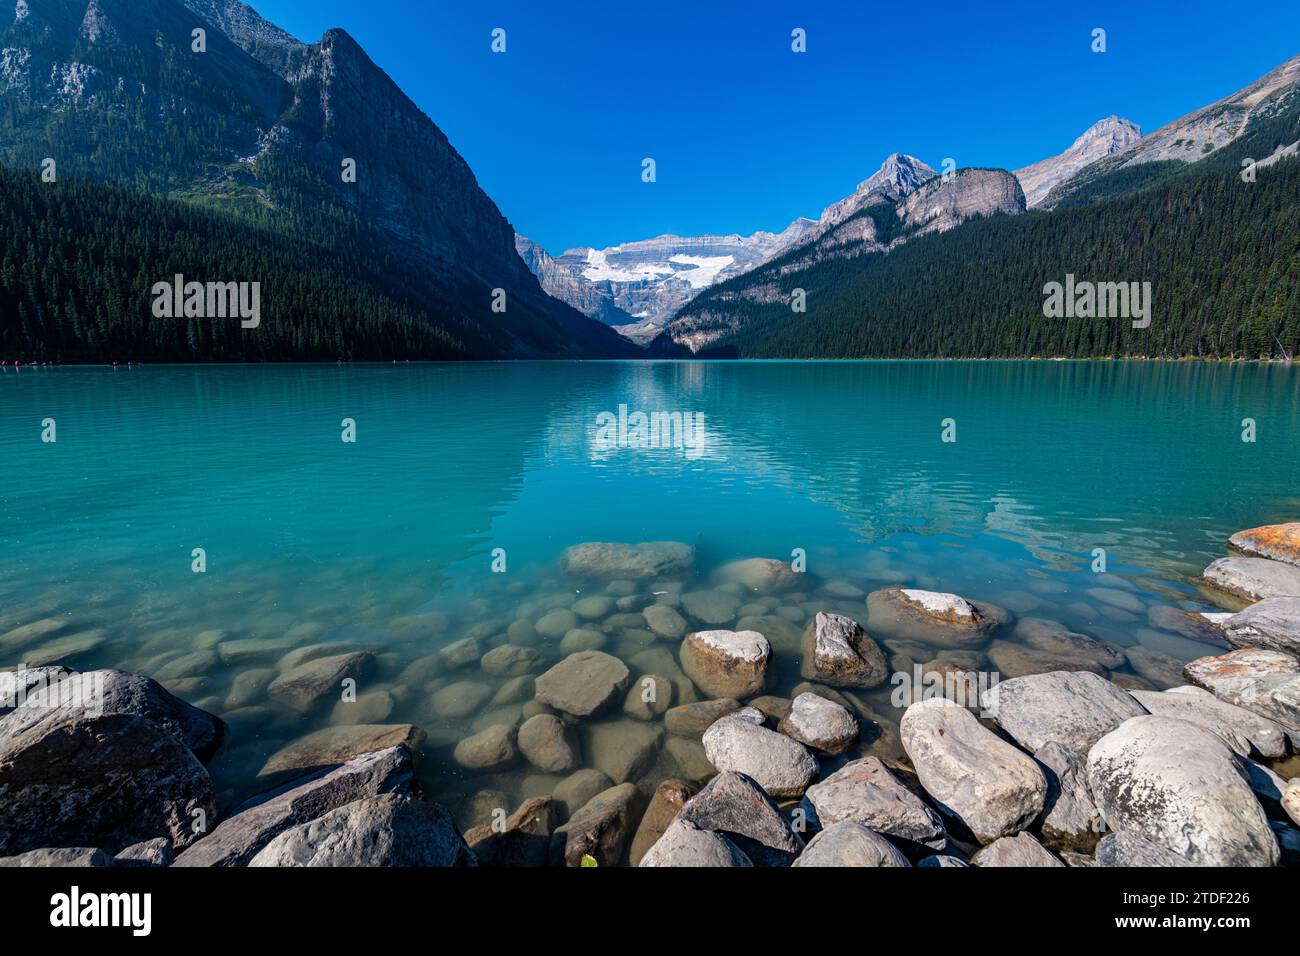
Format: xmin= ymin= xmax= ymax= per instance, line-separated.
xmin=250 ymin=0 xmax=1300 ymax=253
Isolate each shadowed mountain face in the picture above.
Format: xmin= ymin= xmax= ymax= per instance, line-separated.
xmin=0 ymin=0 xmax=640 ymax=360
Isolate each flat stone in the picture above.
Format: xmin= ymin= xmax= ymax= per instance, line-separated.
xmin=1228 ymin=521 xmax=1300 ymax=566
xmin=1223 ymin=597 xmax=1300 ymax=655
xmin=677 ymin=770 xmax=805 ymax=866
xmin=982 ymin=671 xmax=1147 ymax=756
xmin=800 ymin=612 xmax=888 ymax=688
xmin=701 ymin=713 xmax=817 ymax=799
xmin=517 ymin=714 xmax=578 ymax=773
xmin=561 ymin=541 xmax=695 ymax=581
xmin=430 ymin=681 xmax=492 ymax=718
xmin=1184 ymin=647 xmax=1300 ymax=746
xmin=1199 ymin=555 xmax=1300 ymax=603
xmin=1086 ymin=715 xmax=1279 ymax=866
xmin=643 ymin=604 xmax=687 ymax=639
xmin=900 ymin=697 xmax=1047 ymax=844
xmin=629 ymin=778 xmax=694 ymax=866
xmin=972 ymin=832 xmax=1064 ymax=867
xmin=800 ymin=756 xmax=946 ymax=849
xmin=258 ymin=724 xmax=425 ymax=781
xmin=1132 ymin=685 xmax=1287 ymax=758
xmin=248 ymin=794 xmax=475 ymax=867
xmin=267 ymin=652 xmax=373 ymax=712
xmin=793 ymin=821 xmax=911 ymax=867
xmin=533 ymin=651 xmax=629 ymax=717
xmin=586 ymin=719 xmax=664 ymax=784
xmin=175 ymin=747 xmax=416 ymax=867
xmin=549 ymin=783 xmax=641 ymax=866
xmin=480 ymin=644 xmax=543 ymax=677
xmin=680 ymin=591 xmax=741 ymax=625
xmin=777 ymin=692 xmax=859 ymax=754
xmin=680 ymin=629 xmax=770 ymax=699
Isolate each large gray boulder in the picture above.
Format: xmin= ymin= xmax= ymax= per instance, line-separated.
xmin=1132 ymin=686 xmax=1287 ymax=759
xmin=680 ymin=629 xmax=771 ymax=699
xmin=971 ymin=832 xmax=1064 ymax=867
xmin=1223 ymin=597 xmax=1300 ymax=655
xmin=560 ymin=541 xmax=694 ymax=581
xmin=702 ymin=713 xmax=817 ymax=799
xmin=1094 ymin=831 xmax=1193 ymax=867
xmin=1184 ymin=648 xmax=1300 ymax=746
xmin=676 ymin=771 xmax=804 ymax=866
xmin=248 ymin=794 xmax=475 ymax=866
xmin=792 ymin=821 xmax=911 ymax=867
xmin=639 ymin=818 xmax=753 ymax=867
xmin=533 ymin=651 xmax=630 ymax=717
xmin=0 ymin=670 xmax=221 ymax=855
xmin=1086 ymin=715 xmax=1279 ymax=866
xmin=799 ymin=757 xmax=945 ymax=849
xmin=799 ymin=612 xmax=888 ymax=688
xmin=1199 ymin=556 xmax=1300 ymax=603
xmin=175 ymin=747 xmax=417 ymax=867
xmin=1034 ymin=741 xmax=1106 ymax=852
xmin=982 ymin=671 xmax=1147 ymax=756
xmin=900 ymin=697 xmax=1047 ymax=844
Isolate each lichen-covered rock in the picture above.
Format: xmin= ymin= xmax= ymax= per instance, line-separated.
xmin=1228 ymin=522 xmax=1300 ymax=566
xmin=900 ymin=697 xmax=1047 ymax=844
xmin=702 ymin=713 xmax=817 ymax=799
xmin=777 ymin=692 xmax=859 ymax=754
xmin=680 ymin=629 xmax=770 ymax=699
xmin=799 ymin=756 xmax=945 ymax=849
xmin=799 ymin=612 xmax=888 ymax=688
xmin=1086 ymin=715 xmax=1279 ymax=866
xmin=1199 ymin=556 xmax=1300 ymax=603
xmin=533 ymin=651 xmax=630 ymax=717
xmin=1094 ymin=831 xmax=1192 ymax=867
xmin=248 ymin=794 xmax=475 ymax=867
xmin=1283 ymin=781 xmax=1299 ymax=827
xmin=1183 ymin=647 xmax=1300 ymax=746
xmin=981 ymin=671 xmax=1147 ymax=756
xmin=792 ymin=821 xmax=911 ymax=867
xmin=1223 ymin=597 xmax=1300 ymax=655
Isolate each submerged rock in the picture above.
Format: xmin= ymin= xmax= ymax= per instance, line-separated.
xmin=453 ymin=724 xmax=517 ymax=770
xmin=249 ymin=794 xmax=475 ymax=867
xmin=643 ymin=604 xmax=688 ymax=640
xmin=868 ymin=588 xmax=1009 ymax=645
xmin=793 ymin=821 xmax=911 ymax=867
xmin=430 ymin=680 xmax=492 ymax=719
xmin=714 ymin=558 xmax=802 ymax=593
xmin=1199 ymin=556 xmax=1300 ymax=603
xmin=464 ymin=797 xmax=555 ymax=867
xmin=1086 ymin=715 xmax=1279 ymax=866
xmin=480 ymin=644 xmax=543 ymax=677
xmin=550 ymin=783 xmax=641 ymax=866
xmin=680 ymin=629 xmax=771 ymax=699
xmin=437 ymin=637 xmax=481 ymax=670
xmin=586 ymin=719 xmax=664 ymax=784
xmin=267 ymin=652 xmax=373 ymax=712
xmin=799 ymin=612 xmax=888 ymax=688
xmin=175 ymin=747 xmax=417 ymax=867
xmin=799 ymin=756 xmax=946 ymax=849
xmin=971 ymin=832 xmax=1064 ymax=867
xmin=982 ymin=671 xmax=1147 ymax=756
xmin=702 ymin=713 xmax=818 ymax=799
xmin=986 ymin=641 xmax=1107 ymax=679
xmin=561 ymin=541 xmax=695 ymax=581
xmin=640 ymin=818 xmax=753 ymax=867
xmin=900 ymin=697 xmax=1047 ymax=844
xmin=517 ymin=714 xmax=579 ymax=774
xmin=1223 ymin=597 xmax=1300 ymax=655
xmin=551 ymin=769 xmax=614 ymax=821
xmin=1012 ymin=618 xmax=1126 ymax=670
xmin=534 ymin=651 xmax=630 ymax=717
xmin=777 ymin=692 xmax=859 ymax=754
xmin=258 ymin=724 xmax=425 ymax=781
xmin=680 ymin=590 xmax=741 ymax=625
xmin=1228 ymin=522 xmax=1300 ymax=566
xmin=664 ymin=698 xmax=741 ymax=737
xmin=623 ymin=674 xmax=673 ymax=720
xmin=676 ymin=771 xmax=804 ymax=866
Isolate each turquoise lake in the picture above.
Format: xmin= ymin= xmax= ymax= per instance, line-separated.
xmin=2 ymin=360 xmax=1298 ymax=817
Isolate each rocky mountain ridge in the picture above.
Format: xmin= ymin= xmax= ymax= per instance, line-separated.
xmin=1013 ymin=116 xmax=1142 ymax=208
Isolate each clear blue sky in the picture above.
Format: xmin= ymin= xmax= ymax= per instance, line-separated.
xmin=250 ymin=0 xmax=1300 ymax=253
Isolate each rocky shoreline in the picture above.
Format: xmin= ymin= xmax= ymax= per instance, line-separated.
xmin=1 ymin=530 xmax=1298 ymax=867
